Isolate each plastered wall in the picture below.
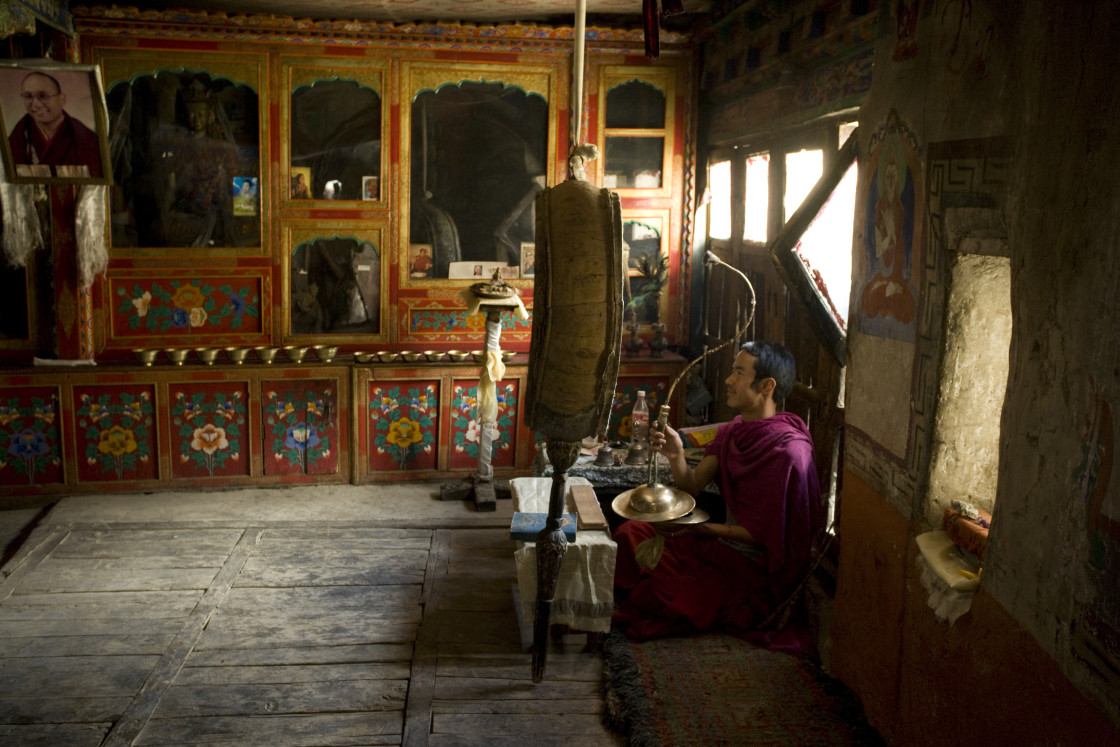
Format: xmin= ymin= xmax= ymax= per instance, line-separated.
xmin=834 ymin=1 xmax=1120 ymax=741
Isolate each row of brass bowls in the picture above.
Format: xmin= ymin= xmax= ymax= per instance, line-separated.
xmin=137 ymin=347 xmax=518 ymax=366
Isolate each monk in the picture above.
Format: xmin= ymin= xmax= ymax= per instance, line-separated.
xmin=8 ymin=71 xmax=103 ymax=178
xmin=612 ymin=340 xmax=823 ymax=640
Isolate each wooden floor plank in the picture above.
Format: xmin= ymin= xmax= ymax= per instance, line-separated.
xmin=215 ymin=584 xmax=422 ymax=613
xmin=263 ymin=526 xmax=432 ymax=542
xmin=431 ymin=697 xmax=604 ymax=715
xmin=184 ymin=643 xmax=414 ymax=668
xmin=431 ymin=712 xmax=612 ymax=736
xmin=432 ymin=675 xmax=600 ymax=701
xmin=436 ymin=653 xmax=601 ymax=681
xmin=1 ymin=633 xmax=176 ymax=658
xmin=0 ymin=655 xmax=161 ymax=697
xmin=0 ymin=722 xmax=112 ymax=745
xmin=137 ymin=712 xmax=402 ymax=746
xmin=15 ymin=565 xmax=221 ymax=593
xmin=0 ymin=589 xmax=204 ymax=618
xmin=153 ymin=679 xmax=408 ymax=718
xmin=234 ymin=564 xmax=427 ymax=588
xmin=174 ymin=661 xmax=413 ymax=685
xmin=0 ymin=696 xmax=131 ymax=723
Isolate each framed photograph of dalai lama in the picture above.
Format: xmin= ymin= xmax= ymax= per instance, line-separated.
xmin=0 ymin=60 xmax=112 ymax=185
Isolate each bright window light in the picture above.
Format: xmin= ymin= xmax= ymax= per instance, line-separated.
xmin=794 ymin=161 xmax=857 ymax=329
xmin=743 ymin=153 xmax=769 ymax=243
xmin=784 ymin=148 xmax=823 ymax=220
xmin=708 ymin=159 xmax=731 ymax=240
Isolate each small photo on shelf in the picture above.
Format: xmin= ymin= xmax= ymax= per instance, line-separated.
xmin=290 ymin=166 xmax=312 ymax=199
xmin=362 ymin=175 xmax=379 ymax=201
xmin=448 ymin=260 xmax=507 ymax=280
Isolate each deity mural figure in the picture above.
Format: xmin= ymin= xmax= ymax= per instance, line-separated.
xmin=860 ymin=133 xmax=916 ymax=328
xmin=155 ymin=81 xmax=241 ymax=247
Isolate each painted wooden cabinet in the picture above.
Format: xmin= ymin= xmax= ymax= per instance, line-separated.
xmin=0 ymin=10 xmax=697 ymax=499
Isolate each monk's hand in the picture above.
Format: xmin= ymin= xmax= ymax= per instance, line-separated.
xmin=649 ymin=422 xmax=683 ymax=459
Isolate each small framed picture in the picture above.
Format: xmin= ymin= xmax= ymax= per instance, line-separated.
xmin=362 ymin=175 xmax=379 ymax=201
xmin=520 ymin=242 xmax=535 ymax=277
xmin=0 ymin=60 xmax=112 ymax=185
xmin=409 ymin=243 xmax=433 ymax=279
xmin=290 ymin=166 xmax=312 ymax=199
xmin=232 ymin=176 xmax=258 ymax=216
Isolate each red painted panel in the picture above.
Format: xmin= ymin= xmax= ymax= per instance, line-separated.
xmin=448 ymin=378 xmax=518 ymax=470
xmin=262 ymin=380 xmax=339 ymax=476
xmin=73 ymin=383 xmax=158 ymax=483
xmin=169 ymin=381 xmax=251 ymax=479
xmin=368 ymin=380 xmax=439 ymax=472
xmin=0 ymin=386 xmax=63 ymax=487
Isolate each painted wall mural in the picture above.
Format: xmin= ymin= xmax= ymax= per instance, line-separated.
xmin=448 ymin=379 xmax=518 ymax=470
xmin=170 ymin=382 xmax=250 ymax=479
xmin=0 ymin=387 xmax=62 ymax=486
xmin=74 ymin=384 xmax=156 ymax=482
xmin=368 ymin=380 xmax=438 ymax=471
xmin=856 ymin=110 xmax=924 ymax=343
xmin=263 ymin=381 xmax=337 ymax=476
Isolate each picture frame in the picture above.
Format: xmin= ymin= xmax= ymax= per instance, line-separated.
xmin=520 ymin=242 xmax=535 ymax=277
xmin=0 ymin=59 xmax=112 ymax=185
xmin=362 ymin=175 xmax=379 ymax=201
xmin=448 ymin=260 xmax=508 ymax=280
xmin=409 ymin=243 xmax=434 ymax=279
xmin=232 ymin=176 xmax=258 ymax=216
xmin=290 ymin=166 xmax=312 ymax=199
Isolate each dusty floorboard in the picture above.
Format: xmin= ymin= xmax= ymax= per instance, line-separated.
xmin=0 ymin=520 xmax=620 ymax=746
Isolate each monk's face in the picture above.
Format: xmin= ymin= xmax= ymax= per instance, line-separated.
xmin=725 ymin=351 xmax=772 ymax=419
xmin=20 ymin=73 xmax=66 ymax=130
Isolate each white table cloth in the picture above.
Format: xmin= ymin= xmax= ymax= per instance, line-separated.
xmin=511 ymin=476 xmax=617 ymax=633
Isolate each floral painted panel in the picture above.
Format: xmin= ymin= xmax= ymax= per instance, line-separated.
xmin=610 ymin=377 xmax=669 ymax=443
xmin=263 ymin=380 xmax=338 ymax=476
xmin=448 ymin=378 xmax=518 ymax=470
xmin=0 ymin=387 xmax=63 ymax=487
xmin=112 ymin=277 xmax=262 ymax=337
xmin=170 ymin=382 xmax=250 ymax=479
xmin=368 ymin=380 xmax=438 ymax=472
xmin=74 ymin=384 xmax=157 ymax=483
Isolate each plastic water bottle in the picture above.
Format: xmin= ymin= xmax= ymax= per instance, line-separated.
xmin=630 ymin=390 xmax=650 ymax=450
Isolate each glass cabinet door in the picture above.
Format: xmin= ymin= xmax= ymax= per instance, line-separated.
xmin=402 ymin=61 xmax=558 ymax=283
xmin=100 ymin=54 xmax=266 ymax=253
xmin=282 ymin=57 xmax=387 ymax=205
xmin=598 ymin=67 xmax=676 ymax=197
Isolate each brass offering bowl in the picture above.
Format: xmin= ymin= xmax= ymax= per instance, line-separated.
xmin=401 ymin=351 xmax=423 ymax=363
xmin=225 ymin=347 xmax=250 ymax=365
xmin=255 ymin=346 xmax=279 ymax=364
xmin=376 ymin=351 xmax=398 ymax=363
xmin=353 ymin=351 xmax=375 ymax=364
xmin=313 ymin=345 xmax=338 ymax=363
xmin=500 ymin=350 xmax=515 ymax=363
xmin=166 ymin=348 xmax=190 ymax=366
xmin=285 ymin=346 xmax=309 ymax=364
xmin=134 ymin=348 xmax=158 ymax=366
xmin=446 ymin=350 xmax=469 ymax=363
xmin=195 ymin=348 xmax=220 ymax=366
xmin=423 ymin=350 xmax=444 ymax=362
xmin=470 ymin=350 xmax=486 ymax=363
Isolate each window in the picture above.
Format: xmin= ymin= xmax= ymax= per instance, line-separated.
xmin=742 ymin=153 xmax=769 ymax=243
xmin=708 ymin=159 xmax=731 ymax=240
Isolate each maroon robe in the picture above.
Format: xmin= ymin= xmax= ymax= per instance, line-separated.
xmin=613 ymin=411 xmax=822 ymax=640
xmin=8 ymin=112 xmax=103 ymax=178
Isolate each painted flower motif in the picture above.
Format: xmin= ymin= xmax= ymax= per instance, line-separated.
xmin=170 ymin=307 xmax=190 ymax=328
xmin=34 ymin=403 xmax=55 ymax=424
xmin=307 ymin=399 xmax=322 ymax=416
xmin=128 ymin=401 xmax=145 ymax=421
xmin=189 ymin=307 xmax=208 ymax=327
xmin=284 ymin=422 xmax=320 ymax=452
xmin=8 ymin=429 xmax=51 ymax=459
xmin=97 ymin=425 xmax=138 ymax=457
xmin=387 ymin=417 xmax=423 ymax=447
xmin=190 ymin=424 xmax=228 ymax=455
xmin=228 ymin=293 xmax=247 ymax=317
xmin=216 ymin=401 xmax=237 ymax=420
xmin=414 ymin=393 xmax=432 ymax=411
xmin=465 ymin=420 xmax=480 ymax=443
xmin=173 ymin=285 xmax=206 ymax=311
xmin=459 ymin=395 xmax=478 ymax=414
xmin=618 ymin=415 xmax=633 ymax=439
xmin=280 ymin=402 xmax=296 ymax=416
xmin=88 ymin=402 xmax=109 ymax=423
xmin=378 ymin=395 xmax=396 ymax=415
xmin=131 ymin=291 xmax=152 ymax=317
xmin=0 ymin=405 xmax=16 ymax=426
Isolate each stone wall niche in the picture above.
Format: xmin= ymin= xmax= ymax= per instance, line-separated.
xmin=927 ymin=227 xmax=1010 ymax=527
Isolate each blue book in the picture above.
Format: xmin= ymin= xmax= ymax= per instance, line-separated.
xmin=510 ymin=512 xmax=578 ymax=542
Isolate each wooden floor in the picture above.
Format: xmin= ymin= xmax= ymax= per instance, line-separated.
xmin=0 ymin=521 xmax=621 ymax=746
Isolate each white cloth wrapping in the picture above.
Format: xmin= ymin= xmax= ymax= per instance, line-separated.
xmin=511 ymin=476 xmax=617 ymax=633
xmin=75 ymin=184 xmax=109 ymax=289
xmin=0 ymin=158 xmax=43 ymax=269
